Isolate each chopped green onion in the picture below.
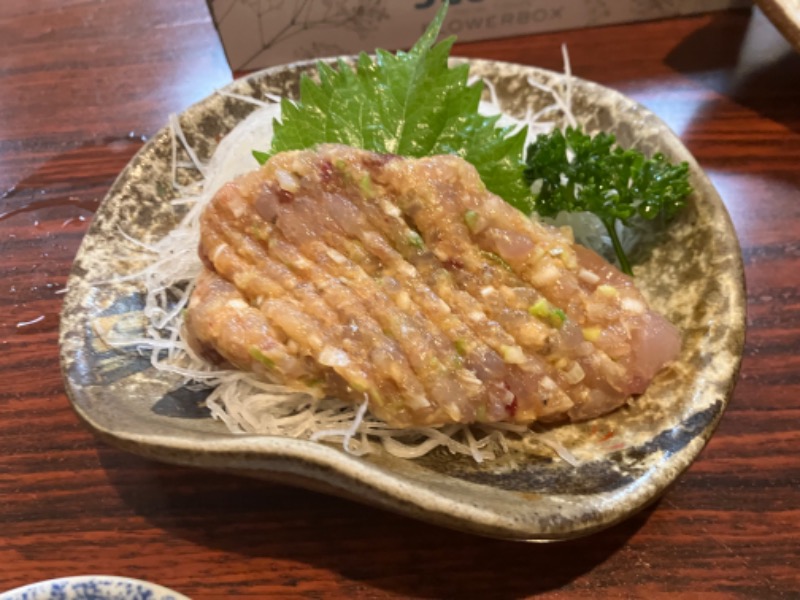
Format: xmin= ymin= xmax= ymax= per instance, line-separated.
xmin=408 ymin=230 xmax=425 ymax=249
xmin=464 ymin=210 xmax=479 ymax=232
xmin=582 ymin=326 xmax=601 ymax=341
xmin=480 ymin=250 xmax=512 ymax=272
xmin=528 ymin=299 xmax=567 ymax=328
xmin=359 ymin=174 xmax=373 ymax=197
xmin=249 ymin=347 xmax=276 ymax=369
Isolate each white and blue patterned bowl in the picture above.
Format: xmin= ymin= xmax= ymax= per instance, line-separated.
xmin=0 ymin=576 xmax=190 ymax=600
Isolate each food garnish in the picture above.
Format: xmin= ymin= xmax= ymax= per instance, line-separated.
xmin=524 ymin=127 xmax=692 ymax=275
xmin=254 ymin=4 xmax=531 ymax=213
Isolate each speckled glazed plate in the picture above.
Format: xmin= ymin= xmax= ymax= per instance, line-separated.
xmin=59 ymin=58 xmax=745 ymax=541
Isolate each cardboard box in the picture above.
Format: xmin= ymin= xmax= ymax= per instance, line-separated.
xmin=209 ymin=0 xmax=751 ymax=72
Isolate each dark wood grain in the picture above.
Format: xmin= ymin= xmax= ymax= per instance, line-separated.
xmin=1 ymin=2 xmax=798 ymax=598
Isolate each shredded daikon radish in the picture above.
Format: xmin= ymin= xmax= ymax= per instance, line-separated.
xmin=16 ymin=315 xmax=45 ymax=328
xmin=527 ymin=427 xmax=580 ymax=467
xmin=216 ymin=89 xmax=274 ymax=107
xmin=310 ymin=400 xmax=370 ymax=454
xmin=110 ymin=56 xmax=596 ymax=465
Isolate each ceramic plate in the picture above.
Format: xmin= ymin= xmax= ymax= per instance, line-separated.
xmin=59 ymin=58 xmax=745 ymax=541
xmin=0 ymin=575 xmax=189 ymax=600
xmin=757 ymin=0 xmax=800 ymax=52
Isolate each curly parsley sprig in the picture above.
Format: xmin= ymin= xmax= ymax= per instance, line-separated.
xmin=524 ymin=127 xmax=692 ymax=275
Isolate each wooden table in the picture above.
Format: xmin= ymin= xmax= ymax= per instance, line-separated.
xmin=1 ymin=2 xmax=798 ymax=598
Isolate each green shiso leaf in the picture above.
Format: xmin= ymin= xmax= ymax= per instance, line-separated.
xmin=258 ymin=3 xmax=531 ymax=211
